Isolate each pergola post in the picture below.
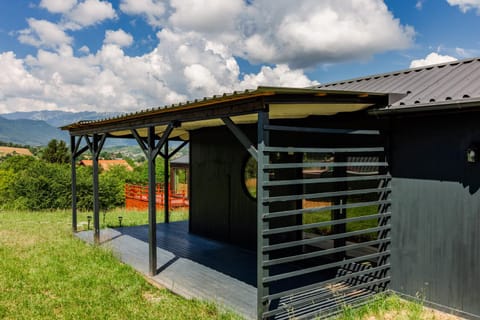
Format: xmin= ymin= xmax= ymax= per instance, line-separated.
xmin=147 ymin=126 xmax=158 ymax=276
xmin=70 ymin=135 xmax=89 ymax=233
xmin=85 ymin=133 xmax=106 ymax=245
xmin=71 ymin=135 xmax=78 ymax=233
xmin=164 ymin=140 xmax=169 ymax=224
xmin=257 ymin=109 xmax=270 ymax=319
xmin=133 ymin=123 xmax=176 ymax=276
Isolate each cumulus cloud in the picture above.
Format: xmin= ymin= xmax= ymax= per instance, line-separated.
xmin=40 ymin=0 xmax=77 ymax=13
xmin=237 ymin=0 xmax=414 ymax=68
xmin=169 ymin=0 xmax=244 ymax=33
xmin=119 ymin=0 xmax=166 ymax=27
xmin=122 ymin=0 xmax=414 ymax=69
xmin=104 ymin=29 xmax=134 ymax=47
xmin=447 ymin=0 xmax=480 ymax=13
xmin=2 ymin=0 xmax=416 ymax=113
xmin=409 ymin=52 xmax=457 ymax=68
xmin=240 ymin=65 xmax=318 ymax=89
xmin=66 ymin=0 xmax=117 ymax=29
xmin=0 ymin=52 xmax=43 ymax=98
xmin=18 ymin=18 xmax=72 ymax=50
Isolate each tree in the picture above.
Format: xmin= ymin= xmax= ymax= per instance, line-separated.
xmin=41 ymin=139 xmax=70 ymax=164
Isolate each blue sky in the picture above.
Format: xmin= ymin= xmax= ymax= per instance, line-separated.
xmin=0 ymin=0 xmax=479 ymax=113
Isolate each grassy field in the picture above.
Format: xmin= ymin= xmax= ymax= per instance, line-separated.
xmin=0 ymin=210 xmax=455 ymax=320
xmin=0 ymin=210 xmax=239 ymax=320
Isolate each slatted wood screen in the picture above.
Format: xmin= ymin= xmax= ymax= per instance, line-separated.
xmin=257 ymin=116 xmax=391 ymax=319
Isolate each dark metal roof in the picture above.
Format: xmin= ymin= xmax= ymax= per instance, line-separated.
xmin=316 ymin=57 xmax=480 ymax=113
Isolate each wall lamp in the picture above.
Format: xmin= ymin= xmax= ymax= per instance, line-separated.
xmin=467 ymin=144 xmax=479 ymax=163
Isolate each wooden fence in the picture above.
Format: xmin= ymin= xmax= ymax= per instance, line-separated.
xmin=125 ymin=183 xmax=189 ymax=211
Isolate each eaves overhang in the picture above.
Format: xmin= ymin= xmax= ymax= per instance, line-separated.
xmin=61 ymin=86 xmax=392 ymax=139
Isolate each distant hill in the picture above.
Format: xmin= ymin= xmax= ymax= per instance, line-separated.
xmin=2 ymin=110 xmax=122 ymax=127
xmin=0 ymin=116 xmax=68 ymax=146
xmin=0 ymin=110 xmax=135 ymax=147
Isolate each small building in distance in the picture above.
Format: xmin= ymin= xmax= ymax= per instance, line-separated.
xmin=170 ymin=154 xmax=189 ymax=197
xmin=0 ymin=146 xmax=33 ymax=157
xmin=78 ymin=159 xmax=133 ymax=171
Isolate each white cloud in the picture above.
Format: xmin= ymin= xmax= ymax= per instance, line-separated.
xmin=169 ymin=0 xmax=244 ymax=33
xmin=104 ymin=29 xmax=134 ymax=47
xmin=120 ymin=0 xmax=166 ymax=27
xmin=240 ymin=65 xmax=318 ymax=89
xmin=79 ymin=45 xmax=90 ymax=54
xmin=447 ymin=0 xmax=480 ymax=13
xmin=3 ymin=0 xmax=417 ymax=113
xmin=0 ymin=52 xmax=43 ymax=98
xmin=121 ymin=0 xmax=414 ymax=69
xmin=416 ymin=0 xmax=425 ymax=9
xmin=237 ymin=0 xmax=415 ymax=68
xmin=40 ymin=0 xmax=77 ymax=13
xmin=18 ymin=18 xmax=72 ymax=50
xmin=409 ymin=52 xmax=457 ymax=68
xmin=66 ymin=0 xmax=117 ymax=29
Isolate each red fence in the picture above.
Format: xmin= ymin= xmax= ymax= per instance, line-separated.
xmin=125 ymin=183 xmax=189 ymax=211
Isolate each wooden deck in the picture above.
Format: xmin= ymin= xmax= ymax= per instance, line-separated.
xmin=75 ymin=221 xmax=257 ymax=319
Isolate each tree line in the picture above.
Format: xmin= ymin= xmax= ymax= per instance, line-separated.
xmin=0 ymin=139 xmax=165 ymax=211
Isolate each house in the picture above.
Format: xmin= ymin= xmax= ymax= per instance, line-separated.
xmin=0 ymin=146 xmax=33 ymax=157
xmin=78 ymin=159 xmax=133 ymax=171
xmin=62 ymin=57 xmax=480 ymax=319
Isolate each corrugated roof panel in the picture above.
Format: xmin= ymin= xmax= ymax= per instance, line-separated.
xmin=317 ymin=58 xmax=480 ymax=110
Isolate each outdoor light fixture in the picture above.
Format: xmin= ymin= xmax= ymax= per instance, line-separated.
xmin=467 ymin=144 xmax=479 ymax=163
xmin=118 ymin=216 xmax=123 ymax=227
xmin=87 ymin=215 xmax=92 ymax=230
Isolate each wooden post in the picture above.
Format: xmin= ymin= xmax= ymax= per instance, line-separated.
xmin=92 ymin=134 xmax=101 ymax=245
xmin=71 ymin=135 xmax=77 ymax=233
xmin=164 ymin=140 xmax=169 ymax=224
xmin=147 ymin=126 xmax=158 ymax=276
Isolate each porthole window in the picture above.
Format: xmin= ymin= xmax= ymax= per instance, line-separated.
xmin=243 ymin=156 xmax=257 ymax=199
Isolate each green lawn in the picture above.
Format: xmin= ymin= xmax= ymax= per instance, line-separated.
xmin=0 ymin=210 xmax=239 ymax=320
xmin=0 ymin=210 xmax=450 ymax=320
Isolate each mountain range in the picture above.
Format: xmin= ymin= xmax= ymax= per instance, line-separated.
xmin=0 ymin=110 xmax=125 ymax=146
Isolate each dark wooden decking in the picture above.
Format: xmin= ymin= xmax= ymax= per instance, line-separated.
xmin=76 ymin=221 xmax=257 ymax=319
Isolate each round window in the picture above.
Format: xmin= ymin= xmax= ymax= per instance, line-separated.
xmin=243 ymin=156 xmax=257 ymax=199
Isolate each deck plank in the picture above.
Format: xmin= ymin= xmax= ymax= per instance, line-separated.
xmin=75 ymin=221 xmax=257 ymax=319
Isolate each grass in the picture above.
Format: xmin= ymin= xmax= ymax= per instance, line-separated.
xmin=0 ymin=210 xmax=453 ymax=320
xmin=303 ymin=203 xmax=379 ymax=241
xmin=336 ymin=293 xmax=424 ymax=320
xmin=0 ymin=210 xmax=240 ymax=320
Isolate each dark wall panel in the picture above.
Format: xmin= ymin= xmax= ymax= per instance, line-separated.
xmin=190 ymin=126 xmax=257 ymax=250
xmin=390 ymin=111 xmax=480 ymax=317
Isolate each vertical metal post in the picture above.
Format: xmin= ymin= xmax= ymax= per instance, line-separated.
xmin=332 ymin=153 xmax=347 ymax=255
xmin=147 ymin=127 xmax=157 ymax=276
xmin=92 ymin=134 xmax=100 ymax=244
xmin=164 ymin=140 xmax=170 ymax=224
xmin=70 ymin=135 xmax=78 ymax=233
xmin=257 ymin=109 xmax=270 ymax=319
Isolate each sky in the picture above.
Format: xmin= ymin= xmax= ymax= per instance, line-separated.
xmin=0 ymin=0 xmax=479 ymax=114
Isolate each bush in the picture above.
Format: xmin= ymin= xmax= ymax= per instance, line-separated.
xmin=0 ymin=156 xmax=152 ymax=211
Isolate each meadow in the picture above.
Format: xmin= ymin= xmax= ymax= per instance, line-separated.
xmin=0 ymin=209 xmax=458 ymax=320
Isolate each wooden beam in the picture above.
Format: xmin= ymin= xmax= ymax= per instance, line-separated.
xmin=221 ymin=117 xmax=258 ymax=161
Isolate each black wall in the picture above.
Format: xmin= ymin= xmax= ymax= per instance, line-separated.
xmin=189 ymin=126 xmax=258 ymax=250
xmin=390 ymin=111 xmax=480 ymax=318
